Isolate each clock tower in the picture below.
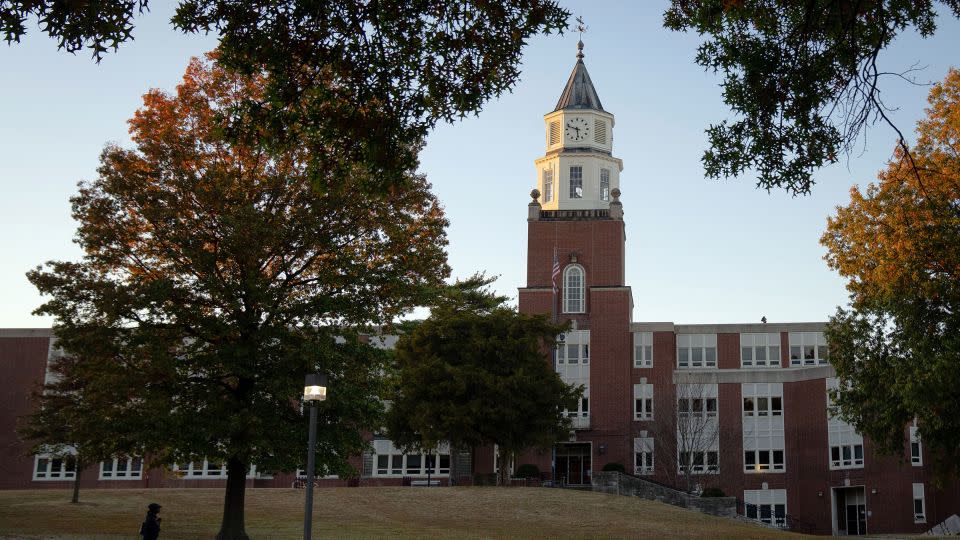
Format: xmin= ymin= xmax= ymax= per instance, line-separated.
xmin=519 ymin=41 xmax=633 ymax=480
xmin=536 ymin=41 xmax=622 ymax=211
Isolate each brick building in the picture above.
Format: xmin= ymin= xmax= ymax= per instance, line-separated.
xmin=1 ymin=43 xmax=957 ymax=536
xmin=496 ymin=41 xmax=959 ymax=535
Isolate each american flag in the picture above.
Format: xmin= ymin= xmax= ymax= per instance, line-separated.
xmin=551 ymin=247 xmax=561 ymax=294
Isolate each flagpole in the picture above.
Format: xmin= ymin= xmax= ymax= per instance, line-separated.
xmin=551 ymin=245 xmax=559 ymax=487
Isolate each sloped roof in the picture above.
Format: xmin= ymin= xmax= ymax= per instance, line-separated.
xmin=553 ymin=43 xmax=604 ymax=112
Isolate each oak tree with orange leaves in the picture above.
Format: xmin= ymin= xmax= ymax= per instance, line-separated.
xmin=821 ymin=68 xmax=960 ymax=481
xmin=26 ymin=56 xmax=449 ymax=540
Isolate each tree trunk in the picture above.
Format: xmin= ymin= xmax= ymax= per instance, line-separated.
xmin=496 ymin=447 xmax=511 ymax=487
xmin=71 ymin=458 xmax=82 ymax=504
xmin=216 ymin=456 xmax=249 ymax=540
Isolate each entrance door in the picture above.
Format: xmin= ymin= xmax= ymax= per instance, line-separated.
xmin=835 ymin=487 xmax=867 ymax=535
xmin=554 ymin=443 xmax=592 ymax=485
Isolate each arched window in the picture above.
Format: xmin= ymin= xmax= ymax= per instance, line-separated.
xmin=563 ymin=265 xmax=585 ymax=313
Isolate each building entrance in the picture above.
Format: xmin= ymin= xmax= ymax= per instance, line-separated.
xmin=834 ymin=487 xmax=867 ymax=535
xmin=555 ymin=443 xmax=592 ymax=486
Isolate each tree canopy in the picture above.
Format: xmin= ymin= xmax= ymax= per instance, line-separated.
xmin=4 ymin=1 xmax=570 ymax=191
xmin=664 ymin=0 xmax=960 ymax=195
xmin=821 ymin=68 xmax=960 ymax=481
xmin=26 ymin=56 xmax=449 ymax=540
xmin=385 ymin=284 xmax=580 ymax=486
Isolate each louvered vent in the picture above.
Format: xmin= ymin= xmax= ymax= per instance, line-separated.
xmin=594 ymin=120 xmax=607 ymax=144
xmin=549 ymin=121 xmax=561 ymax=146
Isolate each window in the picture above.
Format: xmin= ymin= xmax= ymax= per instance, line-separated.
xmin=744 ymin=489 xmax=787 ymax=528
xmin=740 ymin=333 xmax=781 ymax=368
xmin=634 ymin=437 xmax=654 ymax=475
xmin=910 ymin=426 xmax=922 ymax=466
xmin=827 ymin=378 xmax=864 ymax=469
xmin=556 ymin=331 xmax=590 ymax=368
xmin=633 ymin=383 xmax=653 ymax=420
xmin=562 ymin=265 xmax=585 ymax=313
xmin=100 ymin=456 xmax=143 ymax=480
xmin=569 ymin=166 xmax=583 ymax=198
xmin=678 ymin=451 xmax=719 ymax=474
xmin=742 ymin=383 xmax=783 ymax=417
xmin=789 ymin=332 xmax=829 ymax=366
xmin=33 ymin=453 xmax=76 ymax=481
xmin=568 ymin=395 xmax=589 ymax=418
xmin=372 ymin=440 xmax=451 ymax=477
xmin=600 ymin=169 xmax=610 ymax=201
xmin=175 ymin=460 xmax=225 ymax=478
xmin=913 ymin=483 xmax=926 ymax=523
xmin=677 ymin=334 xmax=717 ymax=368
xmin=634 ymin=332 xmax=653 ymax=367
xmin=742 ymin=383 xmax=785 ymax=473
xmin=543 ymin=169 xmax=554 ymax=203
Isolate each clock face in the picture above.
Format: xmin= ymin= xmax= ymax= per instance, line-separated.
xmin=565 ymin=117 xmax=590 ymax=142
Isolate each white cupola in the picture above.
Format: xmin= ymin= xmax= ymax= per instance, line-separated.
xmin=535 ymin=41 xmax=623 ymax=212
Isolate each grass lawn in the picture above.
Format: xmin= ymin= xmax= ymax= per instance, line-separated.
xmin=0 ymin=487 xmax=812 ymax=539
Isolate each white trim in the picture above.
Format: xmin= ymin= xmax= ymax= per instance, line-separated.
xmin=99 ymin=456 xmax=143 ymax=480
xmin=562 ymin=265 xmax=585 ymax=313
xmin=32 ymin=452 xmax=77 ymax=481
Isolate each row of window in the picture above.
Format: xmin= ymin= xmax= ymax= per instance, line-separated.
xmin=630 ymin=331 xmax=830 ymax=369
xmin=541 ymin=166 xmax=611 ymax=203
xmin=32 ymin=454 xmax=271 ymax=481
xmin=374 ymin=453 xmax=451 ymax=476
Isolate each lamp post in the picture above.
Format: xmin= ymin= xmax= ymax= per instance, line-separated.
xmin=303 ymin=373 xmax=327 ymax=540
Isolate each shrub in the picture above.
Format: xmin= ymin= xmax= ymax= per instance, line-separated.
xmin=601 ymin=462 xmax=626 ymax=473
xmin=515 ymin=464 xmax=540 ymax=479
xmin=701 ymin=487 xmax=726 ymax=497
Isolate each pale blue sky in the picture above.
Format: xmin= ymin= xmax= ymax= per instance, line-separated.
xmin=2 ymin=2 xmax=958 ymax=328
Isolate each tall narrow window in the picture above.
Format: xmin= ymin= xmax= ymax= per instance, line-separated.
xmin=543 ymin=169 xmax=554 ymax=203
xmin=569 ymin=166 xmax=583 ymax=198
xmin=913 ymin=483 xmax=926 ymax=523
xmin=910 ymin=426 xmax=922 ymax=466
xmin=600 ymin=169 xmax=610 ymax=201
xmin=563 ymin=265 xmax=585 ymax=313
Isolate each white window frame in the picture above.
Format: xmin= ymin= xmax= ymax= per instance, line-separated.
xmin=32 ymin=451 xmax=77 ymax=481
xmin=744 ymin=489 xmax=788 ymax=528
xmin=633 ymin=437 xmax=654 ymax=476
xmin=913 ymin=483 xmax=926 ymax=523
xmin=678 ymin=450 xmax=719 ymax=475
xmin=742 ymin=383 xmax=785 ymax=473
xmin=543 ymin=169 xmax=554 ymax=203
xmin=827 ymin=378 xmax=865 ymax=470
xmin=567 ymin=390 xmax=590 ymax=419
xmin=372 ymin=440 xmax=451 ymax=477
xmin=634 ymin=332 xmax=653 ymax=368
xmin=599 ymin=168 xmax=610 ymax=201
xmin=99 ymin=456 xmax=144 ymax=480
xmin=677 ymin=334 xmax=717 ymax=369
xmin=910 ymin=426 xmax=922 ymax=466
xmin=740 ymin=333 xmax=781 ymax=368
xmin=789 ymin=331 xmax=829 ymax=366
xmin=633 ymin=383 xmax=653 ymax=421
xmin=562 ymin=265 xmax=585 ymax=314
xmin=569 ymin=165 xmax=583 ymax=198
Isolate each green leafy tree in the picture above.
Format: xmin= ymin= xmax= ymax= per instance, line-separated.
xmin=18 ymin=352 xmax=143 ymax=504
xmin=386 ymin=284 xmax=581 ymax=487
xmin=26 ymin=56 xmax=448 ymax=540
xmin=821 ymin=68 xmax=960 ymax=481
xmin=664 ymin=0 xmax=960 ymax=196
xmin=4 ymin=1 xmax=569 ymax=193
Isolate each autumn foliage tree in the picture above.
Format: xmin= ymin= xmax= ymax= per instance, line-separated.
xmin=821 ymin=68 xmax=960 ymax=480
xmin=26 ymin=56 xmax=449 ymax=540
xmin=664 ymin=0 xmax=960 ymax=195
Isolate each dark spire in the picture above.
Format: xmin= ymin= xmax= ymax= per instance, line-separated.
xmin=553 ymin=41 xmax=604 ymax=112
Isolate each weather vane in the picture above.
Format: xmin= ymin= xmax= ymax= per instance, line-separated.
xmin=575 ymin=16 xmax=587 ymax=59
xmin=575 ymin=16 xmax=588 ymax=38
